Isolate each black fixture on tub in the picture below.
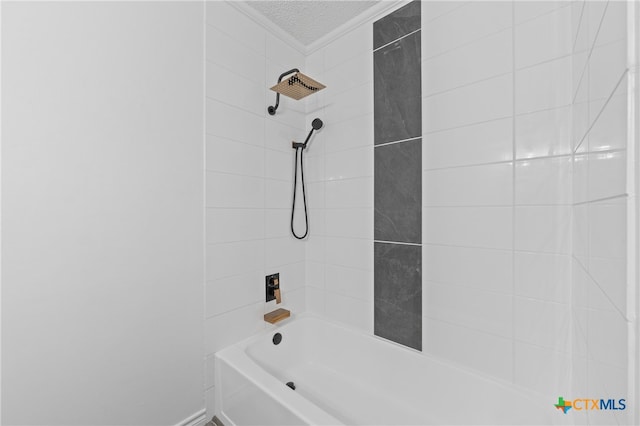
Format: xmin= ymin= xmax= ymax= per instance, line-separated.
xmin=265 ymin=273 xmax=280 ymax=303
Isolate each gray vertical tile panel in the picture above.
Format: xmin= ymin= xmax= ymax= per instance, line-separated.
xmin=373 ymin=0 xmax=421 ymax=49
xmin=373 ymin=1 xmax=422 ymax=351
xmin=374 ymin=139 xmax=422 ymax=243
xmin=374 ymin=31 xmax=422 ymax=145
xmin=374 ymin=242 xmax=422 ymax=350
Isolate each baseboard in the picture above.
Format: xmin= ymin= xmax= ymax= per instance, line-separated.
xmin=175 ymin=409 xmax=207 ymax=426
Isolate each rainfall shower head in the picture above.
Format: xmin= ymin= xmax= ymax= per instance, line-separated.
xmin=268 ymin=69 xmax=326 ymax=115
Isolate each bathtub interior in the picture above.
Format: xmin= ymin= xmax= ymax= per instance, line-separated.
xmin=230 ymin=316 xmax=552 ymax=425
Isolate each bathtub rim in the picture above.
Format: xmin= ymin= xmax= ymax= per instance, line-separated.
xmin=215 ymin=312 xmax=551 ymax=425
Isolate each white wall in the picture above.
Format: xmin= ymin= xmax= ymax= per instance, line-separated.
xmin=203 ymin=1 xmax=308 ymax=418
xmin=1 ymin=3 xmax=205 ymax=425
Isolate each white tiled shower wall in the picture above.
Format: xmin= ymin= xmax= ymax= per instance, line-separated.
xmin=302 ymin=0 xmax=636 ymax=415
xmin=204 ymin=1 xmax=309 ymax=414
xmin=571 ymin=1 xmax=637 ymax=425
xmin=202 ymin=0 xmax=637 ymax=422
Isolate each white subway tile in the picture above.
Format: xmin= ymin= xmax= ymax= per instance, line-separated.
xmin=423 ymin=244 xmax=513 ymax=294
xmin=206 ymin=270 xmax=264 ymax=317
xmin=206 ymin=135 xmax=264 ymax=177
xmin=423 ymin=206 xmax=512 ymax=249
xmin=515 ymin=297 xmax=571 ymax=352
xmin=422 ymin=2 xmax=512 ymax=60
xmin=306 ymin=181 xmax=325 ymax=210
xmin=587 ymin=309 xmax=627 ymax=368
xmin=265 ymin=237 xmax=305 ymax=268
xmin=272 ymin=261 xmax=305 ymax=292
xmin=324 ymin=82 xmax=373 ymax=125
xmin=514 ymin=342 xmax=571 ymax=396
xmin=514 ymin=1 xmax=571 ymax=25
xmin=207 ymin=62 xmax=265 ymax=116
xmin=325 ymin=292 xmax=372 ymax=333
xmin=572 ymin=202 xmax=589 ymax=260
xmin=422 ymin=1 xmax=467 ymax=24
xmin=207 ymin=208 xmax=265 ymax=244
xmin=514 ymin=5 xmax=572 ymax=69
xmin=587 ymin=150 xmax=626 ymax=202
xmin=206 ymin=99 xmax=264 ymax=147
xmin=207 ymin=240 xmax=265 ymax=280
xmin=324 ymin=51 xmax=372 ymax=97
xmin=206 ymin=171 xmax=264 ymax=209
xmin=325 ymin=237 xmax=373 ymax=270
xmin=305 ymin=235 xmax=326 ymax=263
xmin=265 ymin=178 xmax=291 ymax=209
xmin=206 ymin=25 xmax=265 ymax=84
xmin=424 ymin=162 xmax=513 ymax=207
xmin=422 ymin=28 xmax=512 ymax=96
xmin=204 ymin=302 xmax=265 ymax=354
xmin=588 ymin=200 xmax=627 ymax=260
xmin=264 ymin=148 xmax=292 ymax=182
xmin=423 ymin=74 xmax=512 ymax=132
xmin=325 ymin=208 xmax=373 ymax=240
xmin=305 ymin=286 xmax=325 ymax=315
xmin=593 ymin=0 xmax=627 ymax=48
xmin=425 ymin=318 xmax=513 ymax=382
xmin=325 ymin=24 xmax=371 ymax=70
xmin=514 ymin=252 xmax=571 ymax=303
xmin=515 ymin=56 xmax=572 ymax=114
xmin=424 ymin=118 xmax=512 ymax=169
xmin=265 ymin=119 xmax=305 ymax=153
xmin=325 ymin=146 xmax=373 ymax=181
xmin=281 ymin=286 xmax=306 ymax=314
xmin=325 ymin=264 xmax=373 ymax=302
xmin=588 ymin=93 xmax=627 ymax=152
xmin=305 ymin=261 xmax=325 ymax=289
xmin=514 ymin=206 xmax=571 ymax=254
xmin=572 ymin=154 xmax=589 ymax=204
xmin=588 ymin=40 xmax=627 ymax=101
xmin=588 ymin=256 xmax=626 ymax=316
xmin=515 ymin=105 xmax=572 ymax=159
xmin=425 ymin=282 xmax=512 ymax=338
xmin=571 ymin=1 xmax=589 ymax=53
xmin=323 ymin=113 xmax=373 ymax=154
xmin=206 ymin=1 xmax=266 ymax=56
xmin=265 ymin=32 xmax=305 ymax=70
xmin=515 ymin=156 xmax=572 ymax=205
xmin=265 ymin=208 xmax=293 ymax=239
xmin=325 ymin=177 xmax=373 ymax=209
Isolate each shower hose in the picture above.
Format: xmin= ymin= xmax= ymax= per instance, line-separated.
xmin=291 ymin=146 xmax=309 ymax=239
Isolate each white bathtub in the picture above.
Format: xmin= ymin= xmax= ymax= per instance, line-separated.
xmin=214 ymin=314 xmax=552 ymax=425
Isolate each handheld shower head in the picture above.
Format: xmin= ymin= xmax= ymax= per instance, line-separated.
xmin=301 ymin=118 xmax=324 ymax=148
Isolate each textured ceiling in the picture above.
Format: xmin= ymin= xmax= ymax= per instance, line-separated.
xmin=244 ymin=1 xmax=381 ymax=46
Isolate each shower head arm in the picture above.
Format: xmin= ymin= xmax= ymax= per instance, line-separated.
xmin=268 ymin=68 xmax=300 ymax=116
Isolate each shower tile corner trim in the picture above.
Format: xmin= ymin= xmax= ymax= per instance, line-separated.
xmin=373 ymin=3 xmax=422 ymax=350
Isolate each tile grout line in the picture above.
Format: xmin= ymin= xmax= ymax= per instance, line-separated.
xmin=510 ymin=0 xmax=517 ymax=385
xmin=373 ymin=28 xmax=421 ymax=53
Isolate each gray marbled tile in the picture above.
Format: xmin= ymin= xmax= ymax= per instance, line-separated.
xmin=374 ymin=31 xmax=422 ymax=145
xmin=374 ymin=242 xmax=422 ymax=350
xmin=373 ymin=0 xmax=421 ymax=49
xmin=374 ymin=139 xmax=421 ymax=244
